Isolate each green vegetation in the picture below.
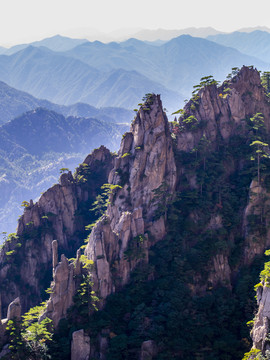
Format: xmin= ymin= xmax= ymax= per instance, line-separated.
xmin=255 ymin=249 xmax=270 ymax=287
xmin=152 ymin=181 xmax=172 ymax=220
xmin=121 ymin=152 xmax=131 ymax=158
xmin=21 ymin=201 xmax=30 ymax=208
xmin=124 ymin=235 xmax=146 ymax=261
xmin=261 ymin=71 xmax=270 ymax=95
xmin=59 ymin=167 xmax=69 ymax=174
xmin=90 ymin=183 xmax=122 ymax=216
xmin=5 ymin=302 xmax=53 ymax=360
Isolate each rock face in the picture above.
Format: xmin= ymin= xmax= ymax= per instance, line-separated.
xmin=250 ymin=284 xmax=270 ymax=354
xmin=2 ymin=67 xmax=270 ymax=358
xmin=6 ymin=297 xmax=21 ymax=321
xmin=176 ymin=66 xmax=270 ymax=153
xmin=243 ymin=180 xmax=270 ymax=264
xmin=71 ymin=329 xmax=91 ymax=360
xmin=85 ymin=94 xmax=177 ymax=303
xmin=139 ymin=340 xmax=158 ymax=360
xmin=0 ymin=146 xmax=114 ymax=315
xmin=0 ymin=297 xmax=22 ymax=348
xmin=41 ymin=241 xmax=82 ymax=328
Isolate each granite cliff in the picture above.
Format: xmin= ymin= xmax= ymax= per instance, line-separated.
xmin=0 ymin=145 xmax=114 ymax=315
xmin=1 ymin=66 xmax=270 ymax=359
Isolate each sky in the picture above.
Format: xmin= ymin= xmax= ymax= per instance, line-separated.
xmin=0 ymin=0 xmax=270 ymax=46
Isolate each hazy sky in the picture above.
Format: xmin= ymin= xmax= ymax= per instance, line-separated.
xmin=0 ymin=0 xmax=270 ymax=46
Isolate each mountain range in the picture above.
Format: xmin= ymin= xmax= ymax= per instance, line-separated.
xmin=0 ymin=33 xmax=269 ymax=114
xmin=61 ymin=26 xmax=270 ymax=42
xmin=0 ymin=80 xmax=133 ymax=125
xmin=208 ymin=30 xmax=270 ymax=63
xmin=0 ymin=45 xmax=181 ymax=110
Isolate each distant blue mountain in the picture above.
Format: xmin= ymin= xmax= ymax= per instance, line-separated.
xmin=64 ymin=34 xmax=269 ymax=96
xmin=0 ymin=80 xmax=133 ymax=125
xmin=0 ymin=35 xmax=89 ymax=55
xmin=207 ymin=31 xmax=270 ymax=63
xmin=0 ymin=46 xmax=181 ymax=110
xmin=0 ymin=34 xmax=268 ymax=114
xmin=0 ymin=107 xmax=125 ymax=157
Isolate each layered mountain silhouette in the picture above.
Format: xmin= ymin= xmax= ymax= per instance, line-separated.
xmin=0 ymin=80 xmax=133 ymax=125
xmin=208 ymin=30 xmax=270 ymax=63
xmin=63 ymin=35 xmax=269 ymax=96
xmin=0 ymin=46 xmax=181 ymax=109
xmin=0 ymin=34 xmax=269 ymax=113
xmin=0 ymin=35 xmax=88 ymax=55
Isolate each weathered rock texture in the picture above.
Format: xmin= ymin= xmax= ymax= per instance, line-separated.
xmin=0 ymin=297 xmax=22 ymax=348
xmin=243 ymin=180 xmax=270 ymax=264
xmin=172 ymin=66 xmax=270 ymax=292
xmin=0 ymin=146 xmax=114 ymax=315
xmin=71 ymin=329 xmax=91 ymax=360
xmin=176 ymin=66 xmax=270 ymax=153
xmin=41 ymin=241 xmax=82 ymax=328
xmin=250 ymin=284 xmax=270 ymax=354
xmin=2 ymin=67 xmax=270 ymax=358
xmin=6 ymin=298 xmax=21 ymax=321
xmin=139 ymin=340 xmax=158 ymax=360
xmin=85 ymin=94 xmax=177 ymax=303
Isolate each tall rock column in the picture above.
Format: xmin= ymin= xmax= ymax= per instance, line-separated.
xmin=85 ymin=94 xmax=177 ymax=303
xmin=41 ymin=241 xmax=82 ymax=328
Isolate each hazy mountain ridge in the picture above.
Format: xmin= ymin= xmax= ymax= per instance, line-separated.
xmin=0 ymin=80 xmax=133 ymax=125
xmin=0 ymin=35 xmax=89 ymax=55
xmin=0 ymin=34 xmax=268 ymax=115
xmin=64 ymin=34 xmax=269 ymax=95
xmin=0 ymin=46 xmax=182 ymax=110
xmin=207 ymin=30 xmax=270 ymax=63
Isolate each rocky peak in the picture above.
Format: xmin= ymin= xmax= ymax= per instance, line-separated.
xmin=109 ymin=94 xmax=176 ymax=223
xmin=83 ymin=145 xmax=112 ymax=166
xmin=85 ymin=94 xmax=177 ymax=302
xmin=176 ymin=66 xmax=270 ymax=152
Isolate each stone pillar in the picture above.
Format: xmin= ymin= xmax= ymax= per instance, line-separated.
xmin=139 ymin=340 xmax=158 ymax=360
xmin=71 ymin=329 xmax=90 ymax=360
xmin=74 ymin=249 xmax=82 ymax=276
xmin=7 ymin=298 xmax=21 ymax=320
xmin=52 ymin=240 xmax=58 ymax=271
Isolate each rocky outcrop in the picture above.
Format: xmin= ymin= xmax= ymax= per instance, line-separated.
xmin=0 ymin=297 xmax=22 ymax=349
xmin=6 ymin=298 xmax=21 ymax=321
xmin=176 ymin=66 xmax=270 ymax=153
xmin=85 ymin=94 xmax=177 ymax=303
xmin=71 ymin=329 xmax=91 ymax=360
xmin=139 ymin=340 xmax=158 ymax=360
xmin=2 ymin=67 xmax=270 ymax=359
xmin=250 ymin=284 xmax=270 ymax=354
xmin=0 ymin=146 xmax=114 ymax=315
xmin=40 ymin=241 xmax=82 ymax=328
xmin=243 ymin=180 xmax=270 ymax=264
xmin=207 ymin=254 xmax=232 ymax=289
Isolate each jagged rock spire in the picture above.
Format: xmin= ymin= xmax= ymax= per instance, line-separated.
xmin=52 ymin=239 xmax=58 ymax=271
xmin=85 ymin=94 xmax=177 ymax=304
